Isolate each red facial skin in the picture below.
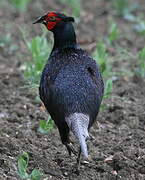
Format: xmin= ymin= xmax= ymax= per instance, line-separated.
xmin=44 ymin=12 xmax=62 ymax=30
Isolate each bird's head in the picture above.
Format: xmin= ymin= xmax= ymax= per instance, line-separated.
xmin=33 ymin=12 xmax=75 ymax=31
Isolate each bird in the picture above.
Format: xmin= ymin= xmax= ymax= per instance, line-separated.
xmin=33 ymin=11 xmax=104 ymax=168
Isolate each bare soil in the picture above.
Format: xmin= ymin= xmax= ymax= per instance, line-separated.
xmin=0 ymin=0 xmax=145 ymax=179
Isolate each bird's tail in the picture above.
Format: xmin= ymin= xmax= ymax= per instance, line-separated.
xmin=65 ymin=113 xmax=90 ymax=159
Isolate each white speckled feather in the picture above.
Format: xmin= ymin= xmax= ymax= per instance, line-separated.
xmin=65 ymin=113 xmax=89 ymax=158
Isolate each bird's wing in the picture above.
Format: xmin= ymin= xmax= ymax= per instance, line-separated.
xmin=39 ymin=55 xmax=66 ymax=105
xmin=86 ymin=59 xmax=104 ymax=96
xmin=39 ymin=73 xmax=50 ymax=104
xmin=39 ymin=60 xmax=54 ymax=105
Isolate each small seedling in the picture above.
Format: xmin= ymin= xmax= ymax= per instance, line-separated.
xmin=0 ymin=33 xmax=18 ymax=54
xmin=60 ymin=0 xmax=81 ymax=17
xmin=104 ymin=79 xmax=113 ymax=99
xmin=112 ymin=0 xmax=129 ymax=16
xmin=38 ymin=116 xmax=54 ymax=134
xmin=112 ymin=0 xmax=139 ymax=17
xmin=9 ymin=0 xmax=31 ymax=12
xmin=101 ymin=79 xmax=113 ymax=111
xmin=136 ymin=47 xmax=145 ymax=77
xmin=18 ymin=152 xmax=43 ymax=180
xmin=93 ymin=41 xmax=113 ymax=110
xmin=23 ymin=33 xmax=51 ymax=88
xmin=0 ymin=33 xmax=11 ymax=47
xmin=107 ymin=21 xmax=119 ymax=44
xmin=21 ymin=30 xmax=55 ymax=131
xmin=93 ymin=41 xmax=111 ymax=78
xmin=134 ymin=20 xmax=145 ymax=35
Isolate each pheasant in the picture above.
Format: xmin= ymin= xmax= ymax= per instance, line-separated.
xmin=33 ymin=11 xmax=104 ymax=168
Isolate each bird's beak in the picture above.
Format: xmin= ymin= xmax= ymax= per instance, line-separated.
xmin=33 ymin=15 xmax=46 ymax=24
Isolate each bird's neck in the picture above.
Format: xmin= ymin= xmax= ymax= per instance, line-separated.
xmin=52 ymin=22 xmax=77 ymax=50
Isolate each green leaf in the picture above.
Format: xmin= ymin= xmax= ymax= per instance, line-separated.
xmin=113 ymin=0 xmax=129 ymax=16
xmin=10 ymin=0 xmax=31 ymax=12
xmin=93 ymin=41 xmax=112 ymax=78
xmin=23 ymin=34 xmax=51 ymax=88
xmin=134 ymin=21 xmax=145 ymax=34
xmin=30 ymin=169 xmax=43 ymax=180
xmin=17 ymin=152 xmax=30 ymax=179
xmin=104 ymin=79 xmax=113 ymax=98
xmin=136 ymin=47 xmax=145 ymax=77
xmin=38 ymin=117 xmax=54 ymax=134
xmin=108 ymin=22 xmax=119 ymax=44
xmin=60 ymin=0 xmax=81 ymax=17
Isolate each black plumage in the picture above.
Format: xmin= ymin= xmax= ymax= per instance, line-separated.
xmin=34 ymin=12 xmax=104 ymax=162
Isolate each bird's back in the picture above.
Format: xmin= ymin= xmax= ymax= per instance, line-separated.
xmin=39 ymin=48 xmax=104 ymax=127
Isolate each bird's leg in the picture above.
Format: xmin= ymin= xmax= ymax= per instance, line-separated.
xmin=76 ymin=146 xmax=81 ymax=174
xmin=77 ymin=147 xmax=81 ymax=164
xmin=70 ymin=147 xmax=81 ymax=175
xmin=58 ymin=126 xmax=77 ymax=156
xmin=64 ymin=142 xmax=77 ymax=156
xmin=89 ymin=134 xmax=95 ymax=141
xmin=75 ymin=140 xmax=91 ymax=174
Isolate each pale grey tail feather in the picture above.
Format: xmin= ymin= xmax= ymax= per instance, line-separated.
xmin=65 ymin=113 xmax=90 ymax=158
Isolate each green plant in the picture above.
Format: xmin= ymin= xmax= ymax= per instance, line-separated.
xmin=22 ymin=30 xmax=55 ymax=132
xmin=18 ymin=152 xmax=43 ymax=180
xmin=38 ymin=116 xmax=54 ymax=134
xmin=93 ymin=41 xmax=114 ymax=110
xmin=0 ymin=32 xmax=18 ymax=54
xmin=136 ymin=47 xmax=145 ymax=77
xmin=134 ymin=19 xmax=145 ymax=35
xmin=93 ymin=41 xmax=113 ymax=111
xmin=100 ymin=79 xmax=113 ymax=111
xmin=112 ymin=0 xmax=129 ymax=16
xmin=60 ymin=0 xmax=81 ymax=17
xmin=9 ymin=0 xmax=31 ymax=12
xmin=107 ymin=21 xmax=119 ymax=44
xmin=104 ymin=79 xmax=113 ymax=99
xmin=23 ymin=34 xmax=51 ymax=88
xmin=93 ymin=41 xmax=111 ymax=78
xmin=112 ymin=0 xmax=139 ymax=17
xmin=120 ymin=11 xmax=145 ymax=34
xmin=0 ymin=33 xmax=11 ymax=47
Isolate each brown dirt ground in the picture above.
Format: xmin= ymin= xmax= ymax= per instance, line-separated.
xmin=0 ymin=0 xmax=145 ymax=179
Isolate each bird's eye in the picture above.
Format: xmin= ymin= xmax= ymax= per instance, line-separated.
xmin=49 ymin=16 xmax=56 ymax=21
